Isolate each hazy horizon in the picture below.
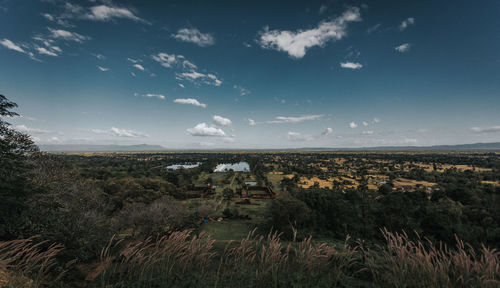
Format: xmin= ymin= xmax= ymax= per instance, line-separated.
xmin=2 ymin=0 xmax=500 ymax=149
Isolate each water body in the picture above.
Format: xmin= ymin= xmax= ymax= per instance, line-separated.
xmin=245 ymin=181 xmax=258 ymax=186
xmin=214 ymin=162 xmax=250 ymax=172
xmin=166 ymin=163 xmax=201 ymax=170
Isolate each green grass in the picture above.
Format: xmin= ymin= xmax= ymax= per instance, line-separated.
xmin=200 ymin=219 xmax=254 ymax=240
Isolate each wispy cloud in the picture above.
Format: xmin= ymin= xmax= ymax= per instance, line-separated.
xmin=48 ymin=28 xmax=89 ymax=42
xmin=349 ymin=122 xmax=358 ymax=128
xmin=14 ymin=125 xmax=53 ymax=134
xmin=152 ymin=52 xmax=222 ymax=86
xmin=133 ymin=64 xmax=145 ymax=71
xmin=35 ymin=46 xmax=57 ymax=56
xmin=172 ymin=28 xmax=215 ymax=47
xmin=151 ymin=52 xmax=181 ymax=68
xmin=471 ymin=126 xmax=500 ymax=133
xmin=288 ymin=127 xmax=333 ymax=141
xmin=399 ymin=17 xmax=415 ymax=31
xmin=366 ymin=23 xmax=381 ymax=34
xmin=321 ymin=127 xmax=333 ymax=136
xmin=90 ymin=127 xmax=148 ymax=137
xmin=340 ymin=61 xmax=362 ymax=69
xmin=174 ymin=98 xmax=206 ymax=108
xmin=233 ymin=85 xmax=251 ymax=96
xmin=143 ymin=93 xmax=165 ymax=100
xmin=0 ymin=39 xmax=26 ymax=53
xmin=176 ymin=71 xmax=222 ymax=86
xmin=395 ymin=43 xmax=411 ymax=52
xmin=97 ymin=66 xmax=110 ymax=71
xmin=268 ymin=114 xmax=324 ymax=124
xmin=85 ymin=4 xmax=147 ymax=23
xmin=287 ymin=131 xmax=315 ymax=141
xmin=187 ymin=123 xmax=226 ymax=137
xmin=258 ymin=7 xmax=361 ymax=59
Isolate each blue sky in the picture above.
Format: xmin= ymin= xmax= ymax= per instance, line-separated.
xmin=1 ymin=0 xmax=499 ymax=148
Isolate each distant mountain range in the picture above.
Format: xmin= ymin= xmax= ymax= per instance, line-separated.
xmin=39 ymin=144 xmax=167 ymax=152
xmin=298 ymin=142 xmax=500 ymax=152
xmin=39 ymin=142 xmax=500 ymax=152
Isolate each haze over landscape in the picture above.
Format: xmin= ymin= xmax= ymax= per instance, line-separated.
xmin=2 ymin=0 xmax=499 ymax=149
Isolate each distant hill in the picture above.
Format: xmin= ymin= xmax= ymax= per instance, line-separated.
xmin=299 ymin=142 xmax=500 ymax=152
xmin=39 ymin=144 xmax=166 ymax=152
xmin=39 ymin=142 xmax=500 ymax=152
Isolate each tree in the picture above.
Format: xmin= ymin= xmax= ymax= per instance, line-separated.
xmin=222 ymin=188 xmax=234 ymax=201
xmin=0 ymin=95 xmax=38 ymax=239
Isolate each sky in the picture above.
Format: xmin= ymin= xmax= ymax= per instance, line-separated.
xmin=1 ymin=0 xmax=499 ymax=149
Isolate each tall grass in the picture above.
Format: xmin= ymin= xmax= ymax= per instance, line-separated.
xmin=366 ymin=228 xmax=499 ymax=287
xmin=90 ymin=229 xmax=363 ymax=287
xmin=0 ymin=236 xmax=72 ymax=288
xmin=2 ymin=229 xmax=498 ymax=287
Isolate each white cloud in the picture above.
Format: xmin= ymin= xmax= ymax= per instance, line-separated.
xmin=349 ymin=122 xmax=358 ymax=128
xmin=233 ymin=85 xmax=251 ymax=96
xmin=258 ymin=7 xmax=361 ymax=59
xmin=32 ymin=36 xmax=62 ymax=54
xmin=127 ymin=57 xmax=140 ymax=63
xmin=207 ymin=74 xmax=222 ymax=86
xmin=152 ymin=52 xmax=222 ymax=86
xmin=182 ymin=60 xmax=197 ymax=69
xmin=48 ymin=28 xmax=89 ymax=42
xmin=14 ymin=125 xmax=52 ymax=134
xmin=399 ymin=17 xmax=415 ymax=31
xmin=187 ymin=123 xmax=226 ymax=137
xmin=373 ymin=117 xmax=380 ymax=123
xmin=151 ymin=52 xmax=182 ymax=68
xmin=133 ymin=64 xmax=145 ymax=71
xmin=321 ymin=127 xmax=333 ymax=136
xmin=90 ymin=127 xmax=148 ymax=138
xmin=395 ymin=43 xmax=410 ymax=52
xmin=97 ymin=66 xmax=110 ymax=71
xmin=362 ymin=130 xmax=374 ymax=135
xmin=268 ymin=114 xmax=323 ymax=124
xmin=340 ymin=61 xmax=363 ymax=69
xmin=176 ymin=71 xmax=222 ymax=86
xmin=248 ymin=118 xmax=256 ymax=126
xmin=213 ymin=115 xmax=232 ymax=126
xmin=174 ymin=98 xmax=206 ymax=108
xmin=41 ymin=13 xmax=54 ymax=21
xmin=471 ymin=126 xmax=500 ymax=133
xmin=179 ymin=71 xmax=206 ymax=79
xmin=85 ymin=5 xmax=145 ymax=23
xmin=287 ymin=131 xmax=314 ymax=141
xmin=143 ymin=93 xmax=165 ymax=100
xmin=35 ymin=46 xmax=58 ymax=57
xmin=0 ymin=39 xmax=26 ymax=53
xmin=93 ymin=53 xmax=106 ymax=60
xmin=178 ymin=83 xmax=185 ymax=88
xmin=172 ymin=28 xmax=215 ymax=47
xmin=362 ymin=121 xmax=368 ymax=127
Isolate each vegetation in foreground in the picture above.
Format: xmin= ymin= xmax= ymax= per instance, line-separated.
xmin=1 ymin=94 xmax=499 ymax=287
xmin=1 ymin=228 xmax=499 ymax=288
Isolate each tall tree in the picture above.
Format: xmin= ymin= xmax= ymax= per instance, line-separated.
xmin=0 ymin=95 xmax=38 ymax=239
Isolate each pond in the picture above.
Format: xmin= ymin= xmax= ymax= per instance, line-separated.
xmin=244 ymin=181 xmax=258 ymax=186
xmin=166 ymin=163 xmax=201 ymax=170
xmin=214 ymin=162 xmax=250 ymax=172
